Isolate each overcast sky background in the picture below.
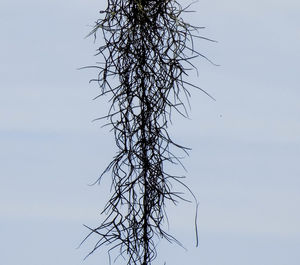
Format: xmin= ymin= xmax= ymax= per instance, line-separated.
xmin=1 ymin=0 xmax=299 ymax=265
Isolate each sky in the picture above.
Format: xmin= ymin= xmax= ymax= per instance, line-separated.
xmin=0 ymin=0 xmax=299 ymax=265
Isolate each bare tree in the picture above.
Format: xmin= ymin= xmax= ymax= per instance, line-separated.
xmin=81 ymin=0 xmax=214 ymax=264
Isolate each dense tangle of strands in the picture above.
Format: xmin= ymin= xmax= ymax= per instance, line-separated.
xmin=81 ymin=0 xmax=214 ymax=264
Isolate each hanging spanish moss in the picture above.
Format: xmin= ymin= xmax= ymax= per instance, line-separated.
xmin=82 ymin=0 xmax=214 ymax=264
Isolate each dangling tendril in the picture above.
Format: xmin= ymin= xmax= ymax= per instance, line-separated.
xmin=81 ymin=1 xmax=215 ymax=264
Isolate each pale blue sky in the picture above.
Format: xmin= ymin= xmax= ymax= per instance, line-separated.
xmin=0 ymin=1 xmax=299 ymax=265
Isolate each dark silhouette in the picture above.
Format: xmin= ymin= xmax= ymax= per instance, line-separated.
xmin=81 ymin=1 xmax=214 ymax=264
